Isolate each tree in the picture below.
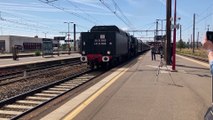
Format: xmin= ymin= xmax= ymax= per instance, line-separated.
xmin=177 ymin=39 xmax=186 ymax=51
xmin=60 ymin=44 xmax=68 ymax=51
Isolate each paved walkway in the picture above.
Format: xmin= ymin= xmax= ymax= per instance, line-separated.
xmin=42 ymin=51 xmax=211 ymax=120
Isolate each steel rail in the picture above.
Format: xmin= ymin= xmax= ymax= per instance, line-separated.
xmin=0 ymin=68 xmax=102 ymax=120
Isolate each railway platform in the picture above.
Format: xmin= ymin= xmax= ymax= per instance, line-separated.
xmin=40 ymin=51 xmax=211 ymax=120
xmin=0 ymin=53 xmax=81 ymax=68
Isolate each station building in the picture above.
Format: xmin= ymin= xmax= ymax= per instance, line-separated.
xmin=0 ymin=35 xmax=43 ymax=53
xmin=0 ymin=35 xmax=80 ymax=53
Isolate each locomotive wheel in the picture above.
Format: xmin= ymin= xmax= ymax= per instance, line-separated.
xmin=89 ymin=62 xmax=95 ymax=70
xmin=101 ymin=62 xmax=110 ymax=70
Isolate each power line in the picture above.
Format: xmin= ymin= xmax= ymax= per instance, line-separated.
xmin=137 ymin=22 xmax=155 ymax=30
xmin=38 ymin=0 xmax=97 ymax=25
xmin=46 ymin=0 xmax=58 ymax=3
xmin=99 ymin=0 xmax=132 ymax=28
xmin=183 ymin=3 xmax=213 ymax=32
xmin=0 ymin=11 xmax=62 ymax=32
xmin=183 ymin=12 xmax=213 ymax=31
xmin=0 ymin=21 xmax=41 ymax=34
xmin=66 ymin=0 xmax=102 ymax=24
xmin=197 ymin=3 xmax=213 ymax=17
xmin=111 ymin=0 xmax=134 ymax=28
xmin=1 ymin=16 xmax=42 ymax=29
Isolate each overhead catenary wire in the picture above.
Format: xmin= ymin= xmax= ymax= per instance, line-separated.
xmin=0 ymin=17 xmax=47 ymax=34
xmin=183 ymin=12 xmax=213 ymax=32
xmin=0 ymin=17 xmax=63 ymax=35
xmin=99 ymin=0 xmax=133 ymax=28
xmin=128 ymin=22 xmax=156 ymax=39
xmin=1 ymin=1 xmax=94 ymax=36
xmin=181 ymin=4 xmax=213 ymax=42
xmin=111 ymin=0 xmax=134 ymax=28
xmin=0 ymin=20 xmax=48 ymax=36
xmin=0 ymin=11 xmax=63 ymax=34
xmin=38 ymin=0 xmax=97 ymax=25
xmin=183 ymin=3 xmax=213 ymax=32
xmin=66 ymin=0 xmax=103 ymax=24
xmin=45 ymin=0 xmax=58 ymax=3
xmin=1 ymin=23 xmax=38 ymax=32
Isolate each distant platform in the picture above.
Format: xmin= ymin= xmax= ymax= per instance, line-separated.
xmin=0 ymin=53 xmax=81 ymax=68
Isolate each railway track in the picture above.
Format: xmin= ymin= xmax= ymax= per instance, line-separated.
xmin=0 ymin=60 xmax=82 ymax=86
xmin=0 ymin=58 xmax=80 ymax=81
xmin=0 ymin=69 xmax=103 ymax=120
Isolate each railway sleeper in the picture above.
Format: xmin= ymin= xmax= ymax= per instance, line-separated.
xmin=54 ymin=86 xmax=74 ymax=89
xmin=42 ymin=90 xmax=64 ymax=94
xmin=16 ymin=100 xmax=42 ymax=105
xmin=49 ymin=88 xmax=69 ymax=91
xmin=4 ymin=104 xmax=33 ymax=109
xmin=27 ymin=96 xmax=51 ymax=101
xmin=60 ymin=82 xmax=79 ymax=85
xmin=0 ymin=110 xmax=23 ymax=116
xmin=35 ymin=93 xmax=58 ymax=97
xmin=56 ymin=85 xmax=76 ymax=88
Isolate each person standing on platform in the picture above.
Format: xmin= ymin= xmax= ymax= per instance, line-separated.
xmin=203 ymin=34 xmax=213 ymax=119
xmin=203 ymin=37 xmax=213 ymax=74
xmin=12 ymin=45 xmax=18 ymax=60
xmin=158 ymin=44 xmax=164 ymax=59
xmin=151 ymin=46 xmax=156 ymax=61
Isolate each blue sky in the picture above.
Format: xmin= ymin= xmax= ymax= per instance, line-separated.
xmin=0 ymin=0 xmax=212 ymax=42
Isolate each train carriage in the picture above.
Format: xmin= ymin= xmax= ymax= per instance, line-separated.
xmin=130 ymin=36 xmax=138 ymax=56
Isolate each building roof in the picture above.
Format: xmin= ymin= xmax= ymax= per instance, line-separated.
xmin=0 ymin=35 xmax=43 ymax=39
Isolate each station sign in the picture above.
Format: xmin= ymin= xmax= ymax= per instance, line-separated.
xmin=65 ymin=40 xmax=74 ymax=42
xmin=54 ymin=36 xmax=65 ymax=40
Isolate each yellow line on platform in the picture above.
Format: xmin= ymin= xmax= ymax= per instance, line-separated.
xmin=62 ymin=68 xmax=129 ymax=120
xmin=177 ymin=54 xmax=209 ymax=68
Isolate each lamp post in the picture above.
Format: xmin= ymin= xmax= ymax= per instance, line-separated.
xmin=43 ymin=32 xmax=48 ymax=38
xmin=64 ymin=21 xmax=73 ymax=55
xmin=207 ymin=25 xmax=210 ymax=31
xmin=73 ymin=23 xmax=76 ymax=51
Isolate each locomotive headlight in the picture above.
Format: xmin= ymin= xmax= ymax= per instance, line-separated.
xmin=80 ymin=56 xmax=87 ymax=62
xmin=107 ymin=51 xmax=111 ymax=55
xmin=83 ymin=42 xmax=86 ymax=46
xmin=82 ymin=51 xmax=85 ymax=55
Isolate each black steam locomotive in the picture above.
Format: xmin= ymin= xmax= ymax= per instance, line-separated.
xmin=80 ymin=25 xmax=149 ymax=69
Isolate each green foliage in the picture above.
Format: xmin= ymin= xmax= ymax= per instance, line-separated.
xmin=176 ymin=48 xmax=208 ymax=59
xmin=61 ymin=44 xmax=68 ymax=51
xmin=35 ymin=50 xmax=41 ymax=56
xmin=176 ymin=39 xmax=186 ymax=50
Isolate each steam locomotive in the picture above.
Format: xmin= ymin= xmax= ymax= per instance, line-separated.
xmin=80 ymin=25 xmax=149 ymax=69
